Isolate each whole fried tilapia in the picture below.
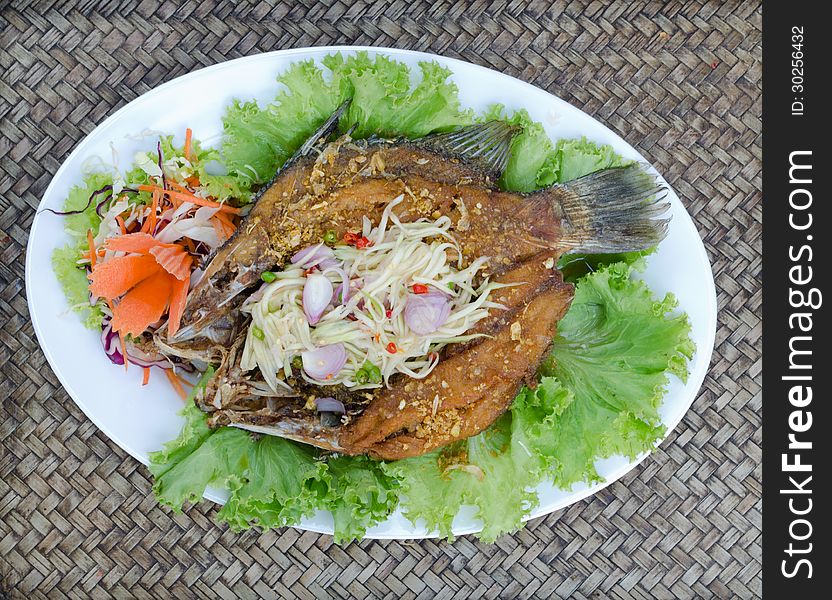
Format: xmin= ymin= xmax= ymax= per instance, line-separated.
xmin=163 ymin=101 xmax=669 ymax=460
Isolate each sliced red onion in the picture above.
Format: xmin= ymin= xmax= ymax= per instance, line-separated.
xmin=291 ymin=243 xmax=338 ymax=270
xmin=404 ymin=291 xmax=452 ymax=335
xmin=302 ymin=343 xmax=346 ymax=380
xmin=328 ymin=268 xmax=351 ymax=304
xmin=303 ymin=273 xmax=333 ymax=325
xmin=332 ymin=283 xmax=344 ymax=306
xmin=101 ymin=319 xmax=124 ymax=366
xmin=100 ymin=316 xmax=174 ymax=369
xmin=314 ymin=397 xmax=346 ymax=414
xmin=41 ymin=184 xmax=138 ymax=217
xmin=124 ymin=354 xmax=171 ymax=369
xmin=157 ymin=141 xmax=167 ymax=190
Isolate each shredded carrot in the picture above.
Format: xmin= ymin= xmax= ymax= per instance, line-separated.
xmin=164 ymin=368 xmax=188 ymax=400
xmin=89 ymin=255 xmax=160 ymax=298
xmin=137 ymin=184 xmax=241 ymax=215
xmin=168 ymin=181 xmax=192 ymax=194
xmin=184 ymin=128 xmax=193 ymax=162
xmin=214 ymin=211 xmax=237 ymax=239
xmin=140 ymin=208 xmax=152 ymax=234
xmin=185 ymin=175 xmax=201 ymax=187
xmin=106 ymin=232 xmax=170 ymax=254
xmin=115 ymin=215 xmax=127 ymax=235
xmin=87 ymin=230 xmax=97 ymax=269
xmin=167 ymin=277 xmax=189 ymax=336
xmin=142 ymin=367 xmax=151 ymax=386
xmin=148 ymin=189 xmax=160 ymax=234
xmin=211 ymin=215 xmax=226 ymax=242
xmin=91 ymin=233 xmax=193 ymax=340
xmin=81 ymin=248 xmax=106 ymax=262
xmin=174 ymin=370 xmax=192 ymax=387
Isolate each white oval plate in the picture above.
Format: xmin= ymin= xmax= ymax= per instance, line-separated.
xmin=25 ymin=46 xmax=716 ymax=539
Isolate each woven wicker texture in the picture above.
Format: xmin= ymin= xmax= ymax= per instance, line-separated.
xmin=0 ymin=1 xmax=761 ymax=598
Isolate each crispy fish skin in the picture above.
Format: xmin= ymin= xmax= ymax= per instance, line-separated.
xmin=361 ymin=277 xmax=573 ymax=460
xmin=176 ymin=112 xmax=669 ymax=460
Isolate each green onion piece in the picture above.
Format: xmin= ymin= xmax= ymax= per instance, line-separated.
xmin=447 ymin=282 xmax=455 ymax=291
xmin=361 ymin=361 xmax=382 ymax=384
xmin=261 ymin=271 xmax=277 ymax=283
xmin=355 ymin=369 xmax=369 ymax=384
xmin=251 ymin=326 xmax=265 ymax=340
xmin=324 ymin=230 xmax=337 ymax=244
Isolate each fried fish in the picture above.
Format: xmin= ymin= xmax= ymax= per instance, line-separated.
xmin=162 ymin=100 xmax=669 ymax=460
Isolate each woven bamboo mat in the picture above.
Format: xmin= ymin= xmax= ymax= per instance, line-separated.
xmin=0 ymin=1 xmax=761 ymax=598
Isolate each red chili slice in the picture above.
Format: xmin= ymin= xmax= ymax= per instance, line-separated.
xmin=343 ymin=232 xmax=360 ymax=245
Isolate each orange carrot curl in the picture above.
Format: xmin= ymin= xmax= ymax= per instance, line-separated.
xmin=137 ymin=184 xmax=240 ymax=215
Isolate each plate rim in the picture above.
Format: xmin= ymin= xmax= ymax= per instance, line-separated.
xmin=25 ymin=45 xmax=718 ymax=540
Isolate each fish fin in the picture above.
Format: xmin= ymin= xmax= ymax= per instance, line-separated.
xmin=227 ymin=421 xmax=345 ymax=453
xmin=544 ymin=164 xmax=670 ymax=253
xmin=414 ymin=121 xmax=522 ymax=179
xmin=289 ymin=97 xmax=352 ymax=162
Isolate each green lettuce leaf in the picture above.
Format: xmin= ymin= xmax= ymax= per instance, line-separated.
xmin=558 ymin=248 xmax=655 ymax=284
xmin=61 ymin=172 xmax=112 ymax=238
xmin=151 ymin=399 xmax=397 ymax=541
xmin=311 ymin=455 xmax=400 ymax=544
xmin=554 ymin=136 xmax=632 ymax=183
xmin=217 ymin=436 xmax=324 ymax=530
xmin=539 ymin=262 xmax=694 ymax=486
xmin=149 ymin=403 xmax=323 ymax=522
xmin=157 ymin=135 xmax=254 ymax=202
xmin=479 ymin=104 xmax=558 ymax=192
xmin=50 ymin=172 xmax=112 ymax=329
xmin=149 ymin=405 xmax=249 ymax=509
xmin=51 ymin=244 xmax=104 ymax=329
xmin=221 ymin=52 xmax=473 ymax=187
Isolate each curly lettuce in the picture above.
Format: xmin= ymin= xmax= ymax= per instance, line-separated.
xmin=221 ymin=52 xmax=473 ymax=189
xmin=149 ymin=404 xmax=399 ymax=543
xmin=51 ymin=172 xmax=112 ymax=329
xmin=310 ymin=455 xmax=400 ymax=544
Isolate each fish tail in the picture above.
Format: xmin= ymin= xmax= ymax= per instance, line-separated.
xmin=544 ymin=165 xmax=670 ymax=253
